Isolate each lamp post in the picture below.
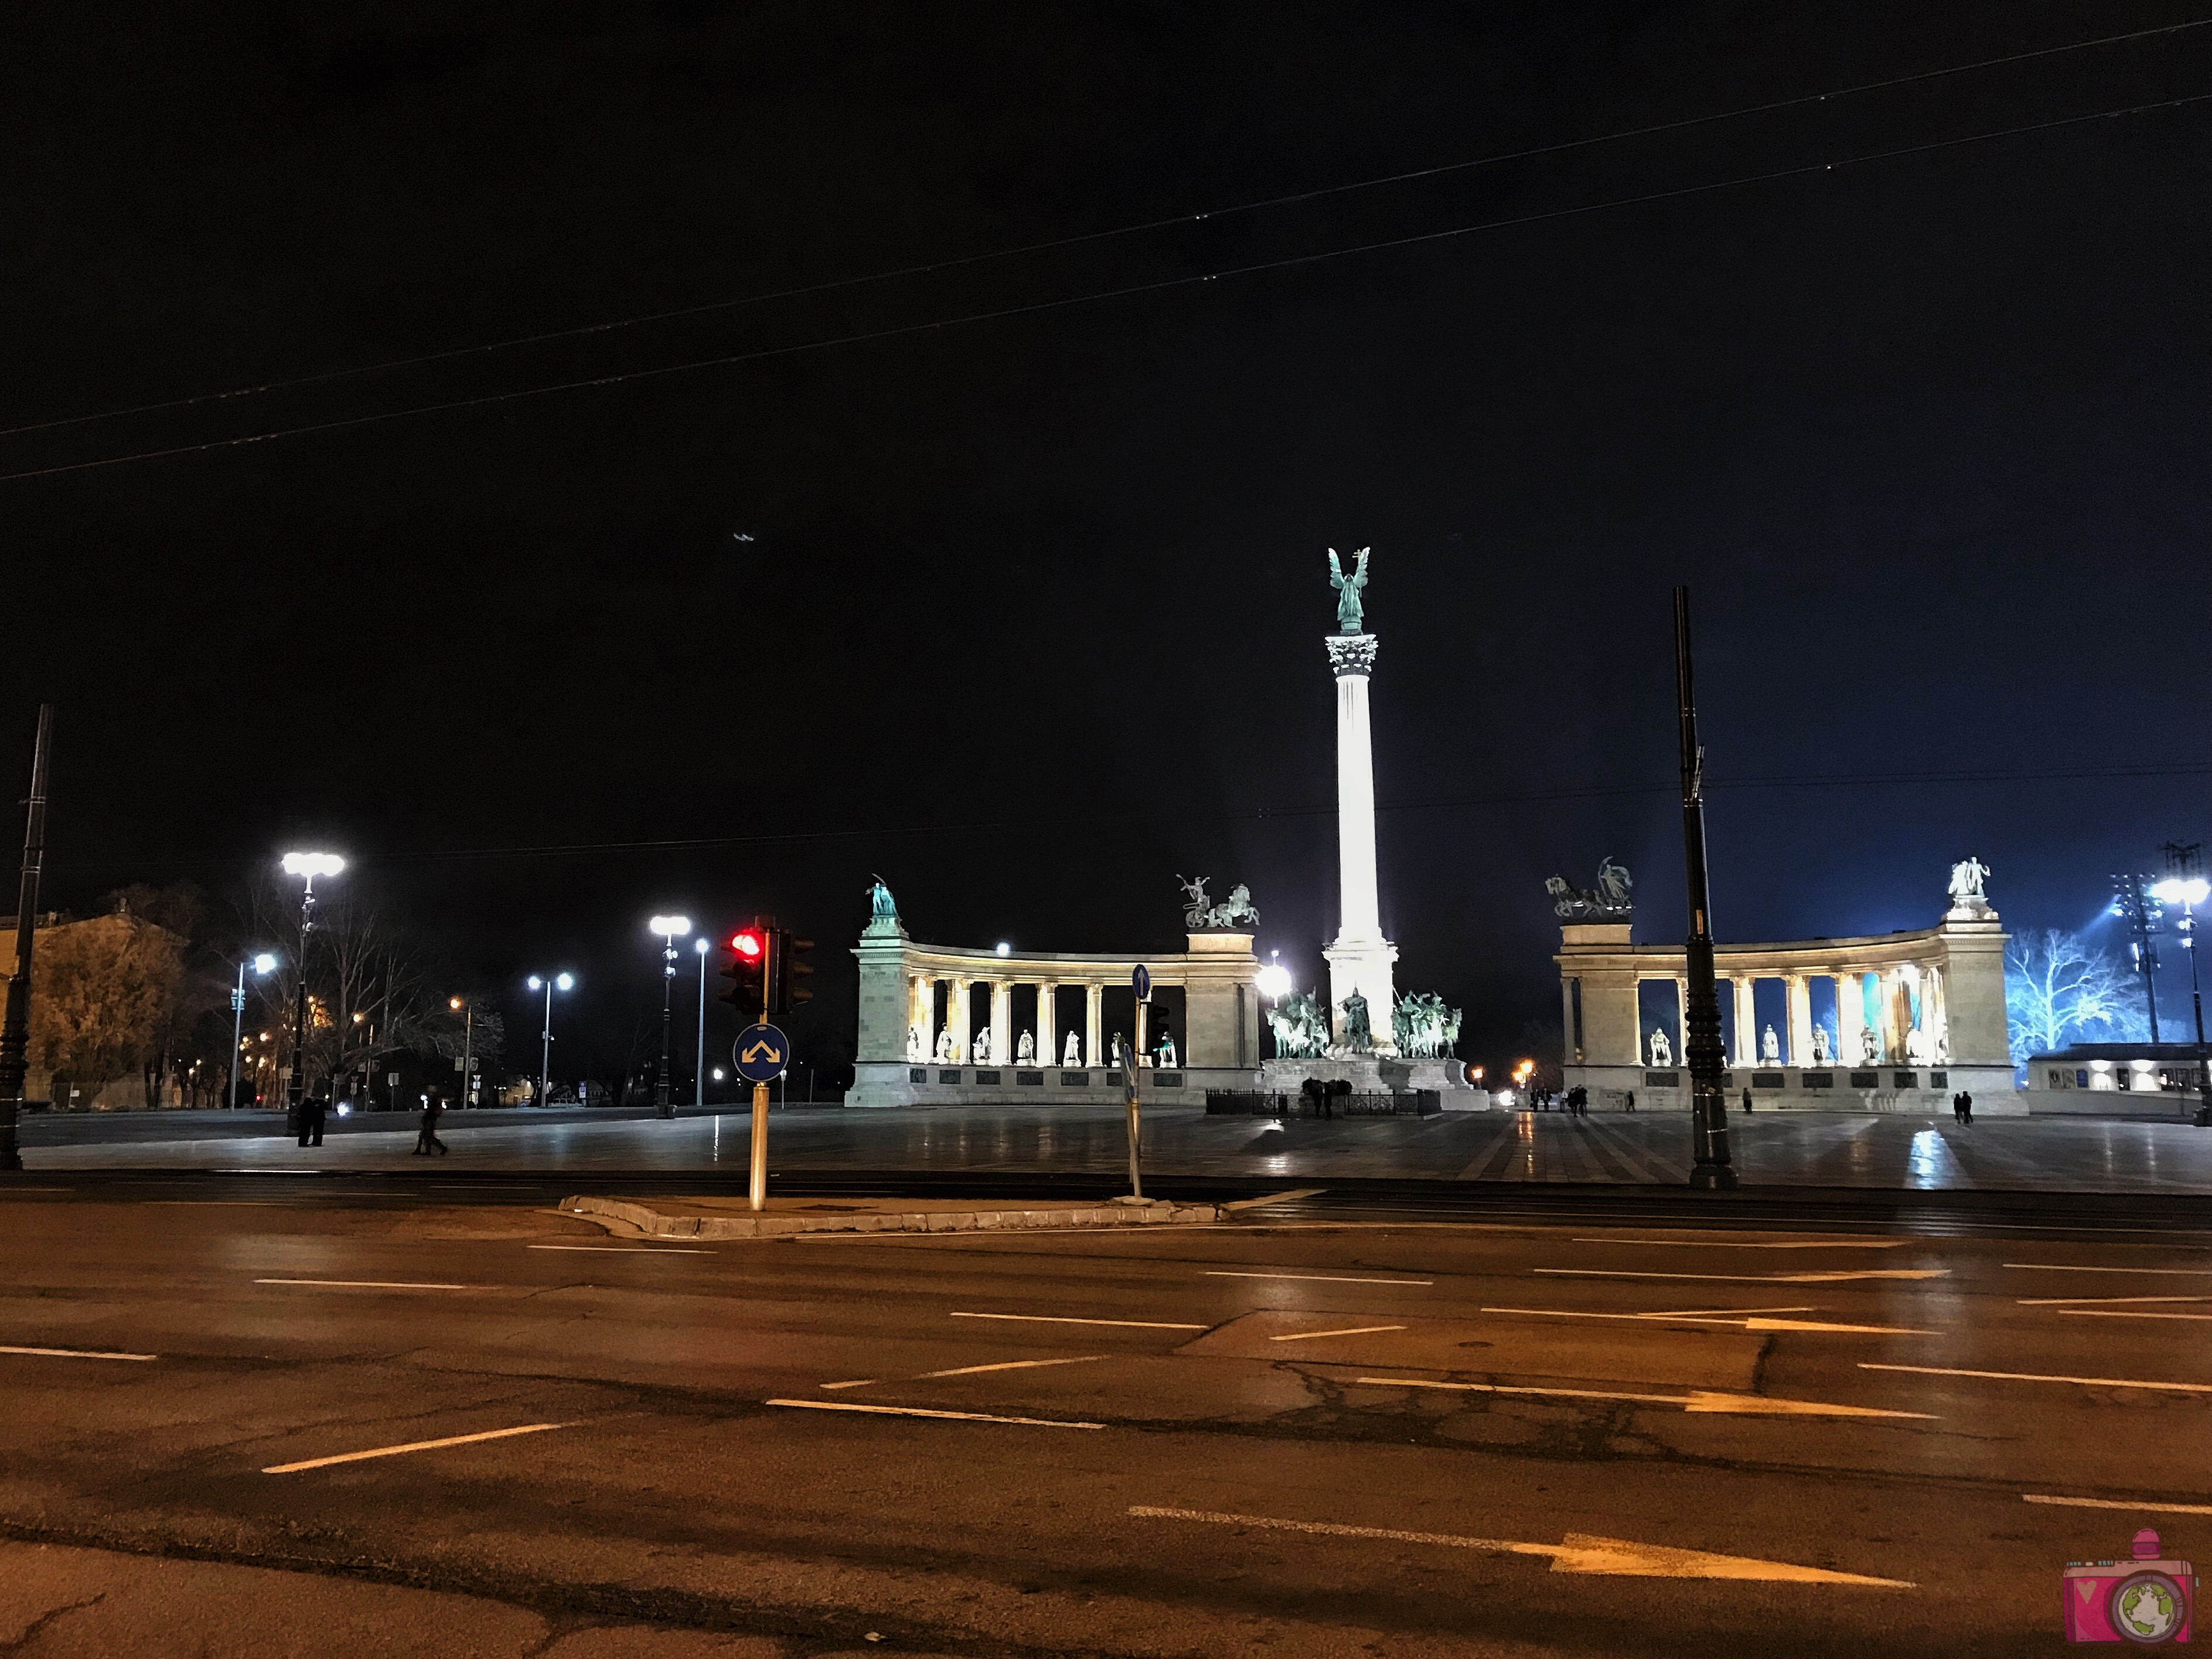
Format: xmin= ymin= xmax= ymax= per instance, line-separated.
xmin=230 ymin=952 xmax=276 ymax=1109
xmin=525 ymin=972 xmax=574 ymax=1106
xmin=447 ymin=996 xmax=476 ymax=1108
xmin=278 ymin=852 xmax=344 ymax=1128
xmin=648 ymin=914 xmax=691 ymax=1118
xmin=1672 ymin=588 xmax=1736 ymax=1190
xmin=693 ymin=936 xmax=710 ymax=1108
xmin=2152 ymin=843 xmax=2209 ymax=1126
xmin=2112 ymin=872 xmax=2164 ymax=1044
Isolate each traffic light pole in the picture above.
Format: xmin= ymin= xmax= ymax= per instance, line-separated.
xmin=751 ymin=975 xmax=770 ymax=1213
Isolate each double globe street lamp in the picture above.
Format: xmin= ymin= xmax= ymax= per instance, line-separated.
xmin=278 ymin=851 xmax=344 ymax=1126
xmin=526 ymin=972 xmax=575 ymax=1107
xmin=648 ymin=915 xmax=691 ymax=1118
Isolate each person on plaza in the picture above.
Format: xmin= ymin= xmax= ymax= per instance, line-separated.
xmin=296 ymin=1092 xmax=326 ymax=1147
xmin=1623 ymin=1088 xmax=1635 ymax=1113
xmin=1957 ymin=1089 xmax=1973 ymax=1126
xmin=1742 ymin=1086 xmax=1753 ymax=1115
xmin=414 ymin=1091 xmax=448 ymax=1156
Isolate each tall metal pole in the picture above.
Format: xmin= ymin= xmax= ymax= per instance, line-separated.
xmin=230 ymin=961 xmax=249 ymax=1110
xmin=461 ymin=1001 xmax=473 ymax=1108
xmin=656 ymin=934 xmax=676 ymax=1118
xmin=1674 ymin=590 xmax=1736 ymax=1191
xmin=539 ymin=980 xmax=554 ymax=1106
xmin=0 ymin=704 xmax=54 ymax=1173
xmin=695 ymin=943 xmax=707 ymax=1109
xmin=2116 ymin=873 xmax=2162 ymax=1043
xmin=287 ymin=878 xmax=318 ymax=1125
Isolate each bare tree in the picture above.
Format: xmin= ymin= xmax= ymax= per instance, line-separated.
xmin=2006 ymin=928 xmax=2142 ymax=1062
xmin=29 ymin=915 xmax=183 ymax=1097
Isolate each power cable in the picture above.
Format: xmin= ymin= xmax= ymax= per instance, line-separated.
xmin=6 ymin=87 xmax=2208 ymax=487
xmin=2 ymin=16 xmax=2203 ymax=444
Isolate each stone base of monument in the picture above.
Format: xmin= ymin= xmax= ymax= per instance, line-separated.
xmin=1208 ymin=1088 xmax=1441 ymax=1117
xmin=1562 ymin=1061 xmax=2024 ymax=1115
xmin=1257 ymin=1055 xmax=1475 ymax=1097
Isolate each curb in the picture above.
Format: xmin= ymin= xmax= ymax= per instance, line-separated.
xmin=560 ymin=1194 xmax=1224 ymax=1239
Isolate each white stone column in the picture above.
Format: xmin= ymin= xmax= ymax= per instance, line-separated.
xmin=908 ymin=975 xmax=930 ymax=1060
xmin=1035 ymin=982 xmax=1056 ymax=1069
xmin=1733 ymin=977 xmax=1758 ymax=1067
xmin=1085 ymin=983 xmax=1103 ymax=1068
xmin=1786 ymin=974 xmax=1813 ymax=1067
xmin=990 ymin=981 xmax=1013 ymax=1067
xmin=1321 ymin=633 xmax=1399 ymax=1051
xmin=949 ymin=980 xmax=971 ymax=1062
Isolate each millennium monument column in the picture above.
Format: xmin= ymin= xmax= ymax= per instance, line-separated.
xmin=1320 ymin=548 xmax=1399 ymax=1055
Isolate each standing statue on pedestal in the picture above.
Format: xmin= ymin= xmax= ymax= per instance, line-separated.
xmin=1063 ymin=1030 xmax=1082 ymax=1068
xmin=1648 ymin=1028 xmax=1673 ymax=1067
xmin=1338 ymin=990 xmax=1374 ymax=1054
xmin=1904 ymin=1028 xmax=1931 ymax=1065
xmin=868 ymin=876 xmax=897 ymax=918
xmin=1155 ymin=1030 xmax=1177 ymax=1069
xmin=935 ymin=1028 xmax=955 ymax=1062
xmin=1761 ymin=1024 xmax=1781 ymax=1063
xmin=1015 ymin=1030 xmax=1035 ymax=1064
xmin=972 ymin=1028 xmax=993 ymax=1065
xmin=907 ymin=1025 xmax=923 ymax=1062
xmin=1809 ymin=1025 xmax=1831 ymax=1065
xmin=1327 ymin=546 xmax=1371 ymax=633
xmin=1860 ymin=1026 xmax=1882 ymax=1064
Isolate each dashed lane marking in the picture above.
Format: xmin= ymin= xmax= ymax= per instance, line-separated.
xmin=820 ymin=1380 xmax=877 ymax=1390
xmin=921 ymin=1355 xmax=1108 ymax=1378
xmin=767 ymin=1399 xmax=1103 ymax=1429
xmin=2018 ymin=1296 xmax=2212 ymax=1305
xmin=2055 ymin=1309 xmax=2212 ymax=1321
xmin=1205 ymin=1270 xmax=1432 ymax=1286
xmin=0 ymin=1344 xmax=157 ymax=1362
xmin=2025 ymin=1494 xmax=2212 ymax=1516
xmin=950 ymin=1312 xmax=1207 ymax=1330
xmin=1538 ymin=1268 xmax=1951 ymax=1286
xmin=526 ymin=1245 xmax=713 ymax=1254
xmin=254 ymin=1279 xmax=479 ymax=1290
xmin=1269 ymin=1325 xmax=1407 ymax=1343
xmin=1481 ymin=1306 xmax=1931 ymax=1335
xmin=1862 ymin=1363 xmax=2212 ymax=1393
xmin=1571 ymin=1238 xmax=1910 ymax=1250
xmin=263 ymin=1422 xmax=570 ymax=1474
xmin=1356 ymin=1377 xmax=1936 ymax=1419
xmin=1128 ymin=1505 xmax=1914 ymax=1585
xmin=2003 ymin=1262 xmax=2212 ymax=1276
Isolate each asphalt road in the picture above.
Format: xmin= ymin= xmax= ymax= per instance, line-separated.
xmin=3 ymin=1183 xmax=2208 ymax=1655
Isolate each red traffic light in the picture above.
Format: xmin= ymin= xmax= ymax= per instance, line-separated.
xmin=731 ymin=929 xmax=764 ymax=958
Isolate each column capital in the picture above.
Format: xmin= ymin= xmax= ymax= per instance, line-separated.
xmin=1325 ymin=633 xmax=1379 ymax=677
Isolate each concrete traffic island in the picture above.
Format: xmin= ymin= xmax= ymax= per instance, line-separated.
xmin=562 ymin=1192 xmax=1224 ymax=1239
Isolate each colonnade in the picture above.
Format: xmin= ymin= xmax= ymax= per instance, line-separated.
xmin=906 ymin=974 xmax=1113 ymax=1067
xmin=1638 ymin=964 xmax=1951 ymax=1067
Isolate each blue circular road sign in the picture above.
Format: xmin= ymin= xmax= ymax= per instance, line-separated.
xmin=1132 ymin=964 xmax=1151 ymax=1001
xmin=734 ymin=1023 xmax=790 ymax=1084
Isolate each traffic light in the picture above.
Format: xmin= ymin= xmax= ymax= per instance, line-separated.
xmin=721 ymin=926 xmax=765 ymax=1014
xmin=763 ymin=927 xmax=816 ymax=1017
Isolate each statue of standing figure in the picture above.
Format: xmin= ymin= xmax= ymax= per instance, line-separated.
xmin=1648 ymin=1028 xmax=1673 ymax=1067
xmin=1155 ymin=1030 xmax=1177 ymax=1069
xmin=1015 ymin=1030 xmax=1035 ymax=1064
xmin=1063 ymin=1030 xmax=1082 ymax=1068
xmin=868 ymin=876 xmax=897 ymax=918
xmin=1948 ymin=855 xmax=1992 ymax=905
xmin=1338 ymin=991 xmax=1374 ymax=1054
xmin=935 ymin=1028 xmax=956 ymax=1063
xmin=1761 ymin=1024 xmax=1781 ymax=1063
xmin=907 ymin=1025 xmax=924 ymax=1062
xmin=1327 ymin=546 xmax=1371 ymax=633
xmin=1860 ymin=1026 xmax=1882 ymax=1064
xmin=972 ymin=1028 xmax=993 ymax=1065
xmin=1809 ymin=1025 xmax=1831 ymax=1065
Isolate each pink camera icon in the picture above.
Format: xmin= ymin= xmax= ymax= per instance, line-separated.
xmin=2065 ymin=1528 xmax=2195 ymax=1644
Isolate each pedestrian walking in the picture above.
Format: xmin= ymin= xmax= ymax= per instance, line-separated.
xmin=414 ymin=1091 xmax=448 ymax=1156
xmin=1959 ymin=1090 xmax=1973 ymax=1126
xmin=297 ymin=1093 xmax=326 ymax=1147
xmin=1623 ymin=1089 xmax=1635 ymax=1113
xmin=1742 ymin=1086 xmax=1753 ymax=1115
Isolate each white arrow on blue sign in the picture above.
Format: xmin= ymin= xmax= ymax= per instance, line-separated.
xmin=734 ymin=1023 xmax=790 ymax=1084
xmin=1132 ymin=964 xmax=1151 ymax=1001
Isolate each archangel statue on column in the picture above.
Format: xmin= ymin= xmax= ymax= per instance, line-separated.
xmin=1327 ymin=546 xmax=1371 ymax=634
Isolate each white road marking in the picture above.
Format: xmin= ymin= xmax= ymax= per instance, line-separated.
xmin=2018 ymin=1296 xmax=2212 ymax=1306
xmin=1862 ymin=1363 xmax=2212 ymax=1394
xmin=2025 ymin=1494 xmax=2212 ymax=1517
xmin=263 ymin=1422 xmax=570 ymax=1474
xmin=2003 ymin=1262 xmax=2212 ymax=1276
xmin=1204 ymin=1270 xmax=1432 ymax=1287
xmin=0 ymin=1344 xmax=157 ymax=1362
xmin=1269 ymin=1325 xmax=1407 ymax=1343
xmin=1127 ymin=1505 xmax=1914 ymax=1586
xmin=526 ymin=1244 xmax=712 ymax=1254
xmin=2056 ymin=1309 xmax=2212 ymax=1321
xmin=920 ymin=1355 xmax=1107 ymax=1377
xmin=950 ymin=1312 xmax=1207 ymax=1330
xmin=1480 ymin=1306 xmax=1928 ymax=1335
xmin=820 ymin=1380 xmax=877 ymax=1390
xmin=254 ymin=1279 xmax=478 ymax=1290
xmin=1221 ymin=1188 xmax=1327 ymax=1211
xmin=1531 ymin=1283 xmax=1947 ymax=1292
xmin=1355 ymin=1377 xmax=1935 ymax=1419
xmin=766 ymin=1399 xmax=1102 ymax=1429
xmin=1572 ymin=1238 xmax=1909 ymax=1251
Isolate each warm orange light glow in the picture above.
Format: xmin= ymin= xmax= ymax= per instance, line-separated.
xmin=449 ymin=997 xmax=463 ymax=1010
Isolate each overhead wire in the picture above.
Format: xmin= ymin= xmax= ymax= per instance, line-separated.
xmin=6 ymin=86 xmax=2210 ymax=487
xmin=1 ymin=16 xmax=2204 ymax=444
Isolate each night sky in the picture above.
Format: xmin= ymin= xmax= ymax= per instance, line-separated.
xmin=6 ymin=4 xmax=2208 ymax=1082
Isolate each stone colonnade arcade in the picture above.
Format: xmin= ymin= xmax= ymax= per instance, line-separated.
xmin=850 ymin=897 xmax=1263 ymax=1108
xmin=1555 ymin=887 xmax=2016 ymax=1113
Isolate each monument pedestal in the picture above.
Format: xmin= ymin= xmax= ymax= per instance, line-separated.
xmin=1260 ymin=1054 xmax=1471 ymax=1096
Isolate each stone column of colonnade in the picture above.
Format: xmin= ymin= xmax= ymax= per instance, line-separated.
xmin=1035 ymin=982 xmax=1056 ymax=1068
xmin=909 ymin=975 xmax=935 ymax=1060
xmin=1786 ymin=975 xmax=1814 ymax=1067
xmin=990 ymin=982 xmax=1013 ymax=1066
xmin=1836 ymin=972 xmax=1863 ymax=1062
xmin=1732 ymin=978 xmax=1757 ymax=1066
xmin=1085 ymin=984 xmax=1103 ymax=1068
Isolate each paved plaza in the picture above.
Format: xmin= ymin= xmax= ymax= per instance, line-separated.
xmin=19 ymin=1102 xmax=2212 ymax=1193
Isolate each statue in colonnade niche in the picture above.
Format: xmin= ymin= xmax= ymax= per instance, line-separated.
xmin=935 ymin=1028 xmax=956 ymax=1062
xmin=1064 ymin=1030 xmax=1082 ymax=1068
xmin=1266 ymin=992 xmax=1328 ymax=1059
xmin=1809 ymin=1025 xmax=1831 ymax=1065
xmin=1860 ymin=1026 xmax=1882 ymax=1064
xmin=1338 ymin=991 xmax=1374 ymax=1054
xmin=907 ymin=1026 xmax=923 ymax=1062
xmin=1327 ymin=546 xmax=1371 ymax=633
xmin=1904 ymin=1028 xmax=1931 ymax=1065
xmin=1156 ymin=1030 xmax=1177 ymax=1069
xmin=1934 ymin=1030 xmax=1951 ymax=1065
xmin=1761 ymin=1024 xmax=1780 ymax=1063
xmin=972 ymin=1028 xmax=993 ymax=1065
xmin=1648 ymin=1028 xmax=1673 ymax=1067
xmin=1015 ymin=1030 xmax=1034 ymax=1064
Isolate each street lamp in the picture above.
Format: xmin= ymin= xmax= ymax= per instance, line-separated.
xmin=448 ymin=995 xmax=478 ymax=1108
xmin=525 ymin=972 xmax=574 ymax=1107
xmin=648 ymin=914 xmax=691 ymax=1118
xmin=230 ymin=952 xmax=276 ymax=1109
xmin=278 ymin=852 xmax=343 ymax=1125
xmin=2152 ymin=843 xmax=2210 ymax=1126
xmin=693 ymin=935 xmax=711 ymax=1108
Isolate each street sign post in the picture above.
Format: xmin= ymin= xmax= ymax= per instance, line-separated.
xmin=1125 ymin=966 xmax=1150 ymax=1199
xmin=734 ymin=1021 xmax=789 ymax=1213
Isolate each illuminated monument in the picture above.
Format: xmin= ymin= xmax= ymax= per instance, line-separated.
xmin=1318 ymin=548 xmax=1399 ymax=1055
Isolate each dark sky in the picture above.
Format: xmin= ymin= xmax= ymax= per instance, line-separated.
xmin=5 ymin=2 xmax=2208 ymax=1079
